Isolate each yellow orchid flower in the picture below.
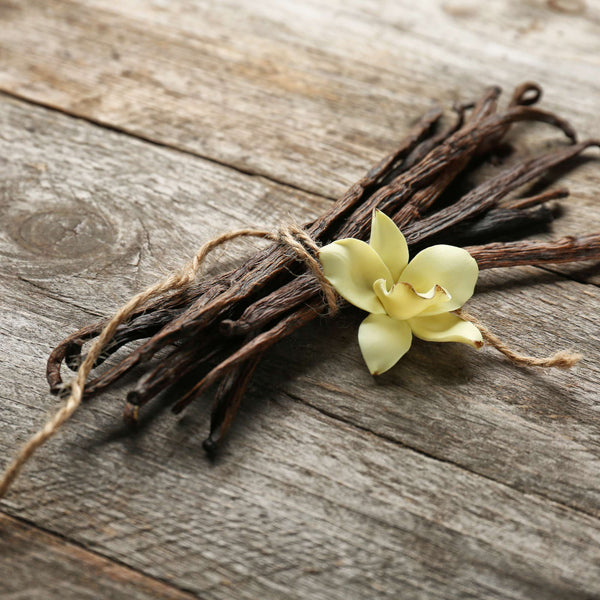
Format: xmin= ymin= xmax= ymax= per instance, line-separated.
xmin=319 ymin=210 xmax=483 ymax=375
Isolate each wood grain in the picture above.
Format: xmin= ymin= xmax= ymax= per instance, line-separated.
xmin=2 ymin=285 xmax=600 ymax=600
xmin=1 ymin=94 xmax=600 ymax=599
xmin=0 ymin=514 xmax=197 ymax=600
xmin=2 ymin=1 xmax=600 ymax=597
xmin=0 ymin=0 xmax=598 ymax=197
xmin=1 ymin=0 xmax=598 ymax=291
xmin=277 ymin=266 xmax=600 ymax=516
xmin=0 ymin=93 xmax=328 ymax=305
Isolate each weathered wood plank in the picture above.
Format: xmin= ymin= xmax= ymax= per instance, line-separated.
xmin=0 ymin=513 xmax=197 ymax=600
xmin=1 ymin=0 xmax=599 ymax=293
xmin=2 ymin=290 xmax=600 ymax=599
xmin=0 ymin=0 xmax=598 ymax=200
xmin=0 ymin=93 xmax=328 ymax=304
xmin=276 ymin=266 xmax=600 ymax=516
xmin=2 ymin=94 xmax=600 ymax=598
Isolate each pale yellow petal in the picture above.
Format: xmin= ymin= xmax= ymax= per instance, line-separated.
xmin=319 ymin=239 xmax=391 ymax=314
xmin=399 ymin=245 xmax=478 ymax=315
xmin=373 ymin=279 xmax=450 ymax=320
xmin=369 ymin=210 xmax=409 ymax=282
xmin=408 ymin=313 xmax=483 ymax=347
xmin=358 ymin=313 xmax=413 ymax=375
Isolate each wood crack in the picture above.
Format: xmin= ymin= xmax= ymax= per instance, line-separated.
xmin=282 ymin=390 xmax=600 ymax=523
xmin=0 ymin=89 xmax=324 ymax=201
xmin=16 ymin=275 xmax=105 ymax=319
xmin=0 ymin=511 xmax=202 ymax=599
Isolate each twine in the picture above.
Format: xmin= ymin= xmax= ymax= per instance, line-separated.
xmin=0 ymin=224 xmax=337 ymax=498
xmin=276 ymin=224 xmax=338 ymax=315
xmin=0 ymin=223 xmax=582 ymax=498
xmin=458 ymin=310 xmax=582 ymax=368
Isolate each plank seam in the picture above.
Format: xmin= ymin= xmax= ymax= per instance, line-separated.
xmin=282 ymin=390 xmax=600 ymax=523
xmin=2 ymin=90 xmax=598 ymax=291
xmin=0 ymin=89 xmax=319 ymax=199
xmin=0 ymin=510 xmax=204 ymax=599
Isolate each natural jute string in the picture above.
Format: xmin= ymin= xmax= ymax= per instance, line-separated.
xmin=457 ymin=309 xmax=582 ymax=368
xmin=0 ymin=225 xmax=581 ymax=498
xmin=0 ymin=224 xmax=336 ymax=498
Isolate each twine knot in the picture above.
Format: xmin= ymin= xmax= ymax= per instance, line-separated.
xmin=275 ymin=224 xmax=338 ymax=315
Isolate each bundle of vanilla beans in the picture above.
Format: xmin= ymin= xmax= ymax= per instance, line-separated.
xmin=47 ymin=83 xmax=600 ymax=452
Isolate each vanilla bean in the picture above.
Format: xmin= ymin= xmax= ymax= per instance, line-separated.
xmin=124 ymin=338 xmax=222 ymax=412
xmin=220 ymin=274 xmax=317 ymax=337
xmin=45 ymin=83 xmax=600 ymax=453
xmin=66 ymin=309 xmax=176 ymax=372
xmin=403 ymin=140 xmax=598 ymax=245
xmin=430 ymin=206 xmax=554 ymax=247
xmin=509 ymin=82 xmax=542 ymax=107
xmin=503 ymin=188 xmax=569 ymax=210
xmin=467 ymin=234 xmax=600 ymax=269
xmin=203 ymin=353 xmax=264 ymax=454
xmin=47 ymin=279 xmax=228 ymax=391
xmin=336 ymin=104 xmax=577 ymax=243
xmin=172 ymin=305 xmax=319 ymax=414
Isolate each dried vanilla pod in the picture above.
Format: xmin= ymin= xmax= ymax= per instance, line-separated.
xmin=42 ymin=83 xmax=599 ymax=451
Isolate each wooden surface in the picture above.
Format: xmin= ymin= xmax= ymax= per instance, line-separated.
xmin=1 ymin=1 xmax=600 ymax=598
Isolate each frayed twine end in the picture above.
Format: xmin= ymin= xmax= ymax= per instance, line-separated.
xmin=459 ymin=309 xmax=583 ymax=370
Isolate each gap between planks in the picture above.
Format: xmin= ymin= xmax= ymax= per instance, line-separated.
xmin=2 ymin=88 xmax=598 ymax=297
xmin=4 ymin=286 xmax=600 ymax=530
xmin=282 ymin=390 xmax=600 ymax=524
xmin=10 ymin=273 xmax=600 ymax=527
xmin=0 ymin=511 xmax=202 ymax=600
xmin=0 ymin=89 xmax=317 ymax=200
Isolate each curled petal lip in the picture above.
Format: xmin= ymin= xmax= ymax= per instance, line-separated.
xmin=373 ymin=279 xmax=451 ymax=321
xmin=399 ymin=244 xmax=479 ymax=315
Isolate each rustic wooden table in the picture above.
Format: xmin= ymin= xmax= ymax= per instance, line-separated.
xmin=1 ymin=1 xmax=600 ymax=598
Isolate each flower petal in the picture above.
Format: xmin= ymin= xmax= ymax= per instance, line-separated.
xmin=399 ymin=245 xmax=478 ymax=315
xmin=319 ymin=239 xmax=391 ymax=314
xmin=408 ymin=313 xmax=483 ymax=347
xmin=373 ymin=279 xmax=450 ymax=320
xmin=369 ymin=210 xmax=409 ymax=282
xmin=358 ymin=313 xmax=413 ymax=375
